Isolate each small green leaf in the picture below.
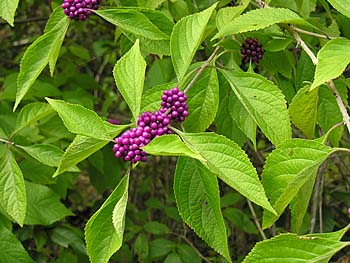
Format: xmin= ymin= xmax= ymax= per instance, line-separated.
xmin=134 ymin=233 xmax=149 ymax=259
xmin=24 ymin=181 xmax=73 ymax=225
xmin=85 ymin=174 xmax=129 ymax=263
xmin=243 ymin=233 xmax=350 ymax=263
xmin=0 ymin=150 xmax=26 ymax=226
xmin=141 ymin=83 xmax=176 ymax=113
xmin=144 ymin=221 xmax=170 ymax=235
xmin=113 ymin=39 xmax=146 ymax=120
xmin=289 ymin=86 xmax=319 ymax=138
xmin=46 ymin=98 xmax=110 ymax=140
xmin=214 ymin=8 xmax=307 ymax=39
xmin=164 ymin=253 xmax=182 ymax=263
xmin=216 ymin=6 xmax=247 ymax=31
xmin=183 ymin=68 xmax=219 ymax=132
xmin=327 ymin=0 xmax=350 ymax=19
xmin=149 ymin=239 xmax=175 ymax=259
xmin=262 ymin=139 xmax=333 ymax=230
xmin=0 ymin=223 xmax=35 ymax=263
xmin=180 ymin=132 xmax=275 ymax=214
xmin=171 ymin=3 xmax=217 ymax=82
xmin=221 ymin=70 xmax=291 ymax=145
xmin=0 ymin=0 xmax=20 ymax=26
xmin=142 ymin=134 xmax=204 ymax=160
xmin=311 ymin=39 xmax=350 ymax=89
xmin=174 ymin=157 xmax=231 ymax=261
xmin=223 ymin=208 xmax=257 ymax=234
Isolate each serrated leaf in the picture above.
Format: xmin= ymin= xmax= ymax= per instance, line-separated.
xmin=142 ymin=134 xmax=204 ymax=161
xmin=85 ymin=174 xmax=129 ymax=263
xmin=46 ymin=98 xmax=110 ymax=140
xmin=171 ymin=3 xmax=217 ymax=82
xmin=140 ymin=83 xmax=176 ymax=113
xmin=0 ymin=150 xmax=26 ymax=225
xmin=214 ymin=8 xmax=307 ymax=39
xmin=327 ymin=0 xmax=350 ymax=19
xmin=95 ymin=9 xmax=170 ymax=40
xmin=174 ymin=157 xmax=231 ymax=262
xmin=311 ymin=39 xmax=350 ymax=89
xmin=262 ymin=139 xmax=333 ymax=229
xmin=113 ymin=39 xmax=146 ymax=120
xmin=180 ymin=132 xmax=275 ymax=214
xmin=289 ymin=86 xmax=319 ymax=138
xmin=216 ymin=6 xmax=247 ymax=31
xmin=295 ymin=51 xmax=315 ymax=91
xmin=243 ymin=233 xmax=350 ymax=263
xmin=19 ymin=144 xmax=79 ymax=172
xmin=15 ymin=10 xmax=69 ymax=110
xmin=183 ymin=68 xmax=219 ymax=132
xmin=0 ymin=0 xmax=19 ymax=26
xmin=13 ymin=102 xmax=54 ymax=136
xmin=24 ymin=181 xmax=72 ymax=225
xmin=221 ymin=70 xmax=291 ymax=145
xmin=0 ymin=223 xmax=34 ymax=263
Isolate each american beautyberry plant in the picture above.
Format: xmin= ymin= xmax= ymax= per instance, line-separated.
xmin=1 ymin=0 xmax=350 ymax=262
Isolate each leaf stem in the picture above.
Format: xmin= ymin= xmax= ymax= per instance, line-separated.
xmin=290 ymin=25 xmax=336 ymax=40
xmin=247 ymin=199 xmax=267 ymax=240
xmin=0 ymin=137 xmax=16 ymax=146
xmin=184 ymin=45 xmax=221 ymax=94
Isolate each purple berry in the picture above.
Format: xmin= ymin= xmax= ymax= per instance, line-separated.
xmin=240 ymin=37 xmax=265 ymax=64
xmin=160 ymin=87 xmax=189 ymax=122
xmin=61 ymin=0 xmax=100 ymax=21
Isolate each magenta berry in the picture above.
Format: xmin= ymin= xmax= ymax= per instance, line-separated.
xmin=61 ymin=0 xmax=100 ymax=21
xmin=160 ymin=87 xmax=189 ymax=122
xmin=240 ymin=37 xmax=265 ymax=64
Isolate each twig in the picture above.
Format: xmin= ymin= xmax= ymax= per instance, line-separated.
xmin=319 ymin=172 xmax=325 ymax=233
xmin=291 ymin=30 xmax=318 ymax=65
xmin=247 ymin=199 xmax=267 ymax=240
xmin=0 ymin=137 xmax=16 ymax=146
xmin=184 ymin=45 xmax=221 ymax=93
xmin=290 ymin=25 xmax=335 ymax=40
xmin=310 ymin=167 xmax=323 ymax=233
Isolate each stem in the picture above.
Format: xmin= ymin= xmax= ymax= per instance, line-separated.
xmin=184 ymin=45 xmax=221 ymax=93
xmin=247 ymin=199 xmax=267 ymax=240
xmin=290 ymin=25 xmax=335 ymax=40
xmin=0 ymin=137 xmax=16 ymax=146
xmin=291 ymin=30 xmax=318 ymax=65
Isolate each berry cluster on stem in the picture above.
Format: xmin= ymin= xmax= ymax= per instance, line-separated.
xmin=113 ymin=87 xmax=188 ymax=163
xmin=61 ymin=0 xmax=100 ymax=21
xmin=240 ymin=37 xmax=265 ymax=64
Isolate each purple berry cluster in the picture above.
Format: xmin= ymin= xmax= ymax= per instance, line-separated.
xmin=61 ymin=0 xmax=100 ymax=21
xmin=160 ymin=87 xmax=189 ymax=122
xmin=240 ymin=37 xmax=265 ymax=64
xmin=113 ymin=87 xmax=189 ymax=164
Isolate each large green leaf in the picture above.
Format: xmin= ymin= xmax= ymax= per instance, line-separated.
xmin=262 ymin=139 xmax=333 ymax=229
xmin=140 ymin=83 xmax=176 ymax=113
xmin=0 ymin=223 xmax=34 ymax=263
xmin=24 ymin=181 xmax=72 ymax=225
xmin=13 ymin=102 xmax=54 ymax=136
xmin=15 ymin=10 xmax=69 ymax=110
xmin=85 ymin=174 xmax=129 ymax=263
xmin=183 ymin=68 xmax=219 ymax=132
xmin=289 ymin=86 xmax=319 ymax=138
xmin=216 ymin=6 xmax=247 ymax=31
xmin=214 ymin=8 xmax=306 ymax=39
xmin=180 ymin=132 xmax=275 ymax=213
xmin=174 ymin=157 xmax=231 ymax=262
xmin=170 ymin=3 xmax=217 ymax=82
xmin=327 ymin=0 xmax=350 ymax=19
xmin=46 ymin=98 xmax=111 ymax=140
xmin=113 ymin=39 xmax=146 ymax=120
xmin=95 ymin=9 xmax=169 ymax=40
xmin=0 ymin=150 xmax=26 ymax=225
xmin=0 ymin=0 xmax=19 ymax=26
xmin=311 ymin=39 xmax=350 ymax=90
xmin=142 ymin=134 xmax=204 ymax=160
xmin=221 ymin=70 xmax=291 ymax=145
xmin=244 ymin=232 xmax=350 ymax=263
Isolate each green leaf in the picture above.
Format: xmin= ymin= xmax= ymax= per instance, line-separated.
xmin=95 ymin=9 xmax=169 ymax=40
xmin=170 ymin=3 xmax=217 ymax=82
xmin=223 ymin=208 xmax=257 ymax=234
xmin=15 ymin=10 xmax=69 ymax=110
xmin=262 ymin=139 xmax=333 ymax=229
xmin=144 ymin=221 xmax=170 ymax=235
xmin=0 ymin=223 xmax=34 ymax=263
xmin=183 ymin=68 xmax=219 ymax=132
xmin=214 ymin=8 xmax=307 ymax=39
xmin=24 ymin=181 xmax=72 ymax=225
xmin=327 ymin=0 xmax=350 ymax=19
xmin=180 ymin=132 xmax=275 ymax=214
xmin=164 ymin=253 xmax=182 ymax=263
xmin=221 ymin=70 xmax=291 ymax=145
xmin=113 ymin=39 xmax=146 ymax=120
xmin=177 ymin=244 xmax=201 ymax=263
xmin=142 ymin=134 xmax=204 ymax=161
xmin=85 ymin=174 xmax=129 ymax=263
xmin=141 ymin=83 xmax=176 ymax=113
xmin=19 ymin=144 xmax=79 ymax=172
xmin=174 ymin=157 xmax=231 ymax=262
xmin=311 ymin=39 xmax=350 ymax=89
xmin=295 ymin=51 xmax=315 ymax=91
xmin=243 ymin=233 xmax=350 ymax=263
xmin=0 ymin=150 xmax=26 ymax=225
xmin=46 ymin=98 xmax=110 ymax=140
xmin=0 ymin=0 xmax=19 ymax=26
xmin=13 ymin=102 xmax=54 ymax=136
xmin=149 ymin=239 xmax=175 ymax=259
xmin=134 ymin=233 xmax=149 ymax=259
xmin=289 ymin=86 xmax=319 ymax=138
xmin=216 ymin=6 xmax=247 ymax=31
